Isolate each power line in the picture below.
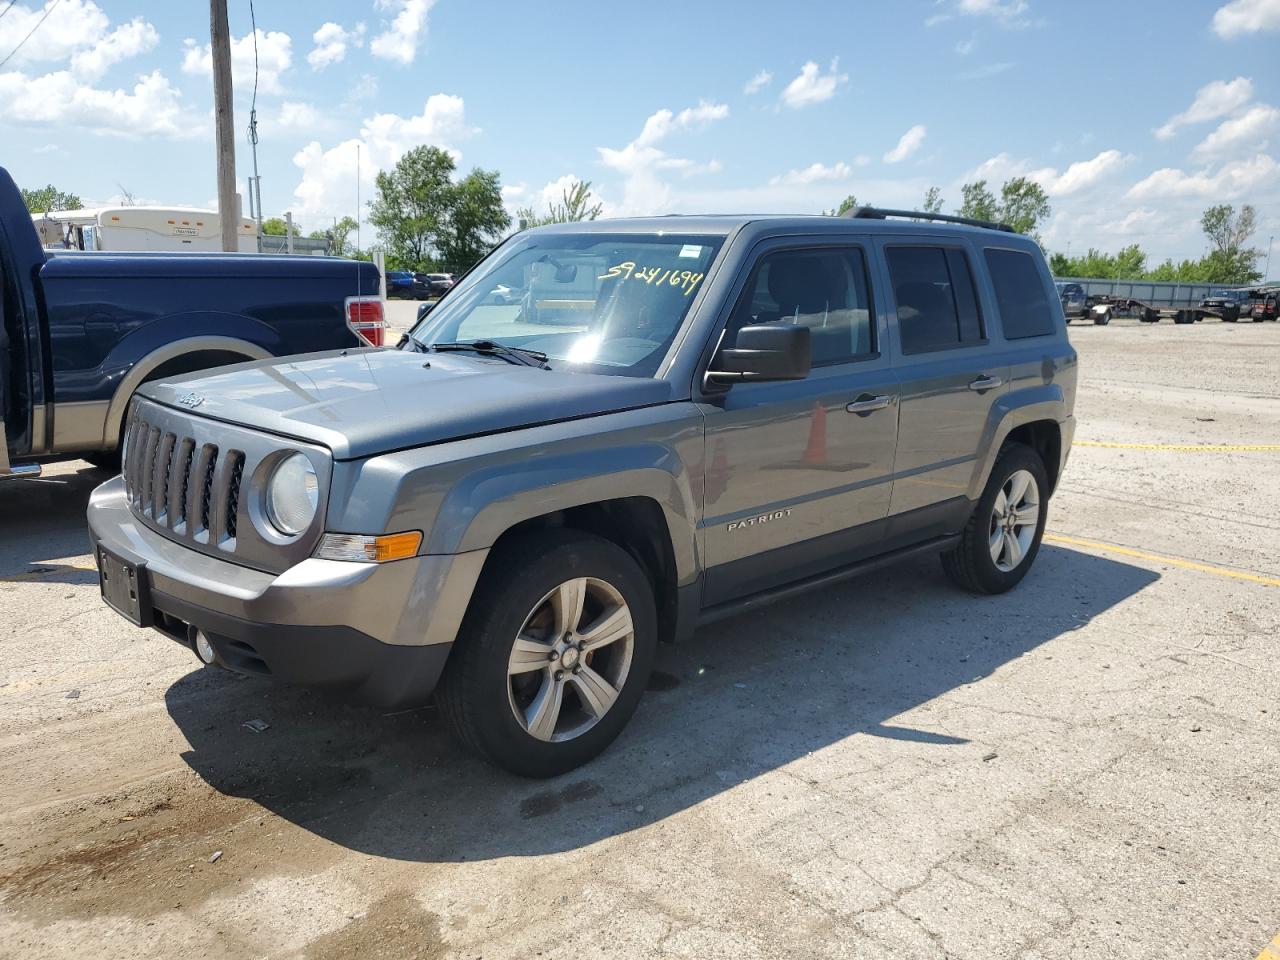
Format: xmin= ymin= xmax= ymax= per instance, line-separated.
xmin=0 ymin=1 xmax=20 ymax=24
xmin=0 ymin=0 xmax=63 ymax=70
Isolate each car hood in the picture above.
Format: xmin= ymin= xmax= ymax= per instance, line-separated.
xmin=140 ymin=347 xmax=675 ymax=459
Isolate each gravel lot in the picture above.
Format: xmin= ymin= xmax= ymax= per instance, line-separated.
xmin=1 ymin=317 xmax=1278 ymax=959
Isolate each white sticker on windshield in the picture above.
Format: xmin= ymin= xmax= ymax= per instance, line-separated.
xmin=678 ymin=244 xmax=702 ymax=258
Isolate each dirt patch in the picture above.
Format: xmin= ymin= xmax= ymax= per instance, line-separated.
xmin=0 ymin=771 xmax=339 ymax=927
xmin=303 ymin=891 xmax=446 ymax=960
xmin=519 ymin=779 xmax=603 ymax=819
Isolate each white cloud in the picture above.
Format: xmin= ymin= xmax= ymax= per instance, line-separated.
xmin=597 ymin=101 xmax=730 ymax=215
xmin=1155 ymin=76 xmax=1253 ymax=139
xmin=959 ymin=61 xmax=1015 ymax=80
xmin=370 ymin=0 xmax=434 ymax=65
xmin=1212 ymin=0 xmax=1280 ymax=37
xmin=1126 ymin=154 xmax=1279 ymax=200
xmin=1190 ymin=103 xmax=1280 ymax=161
xmin=0 ymin=68 xmax=199 ymax=138
xmin=275 ymin=101 xmax=326 ymax=130
xmin=0 ymin=1 xmax=158 ymax=79
xmin=308 ymin=21 xmax=365 ymax=70
xmin=744 ymin=70 xmax=772 ymax=94
xmin=928 ymin=0 xmax=1032 ymax=26
xmin=884 ymin=125 xmax=927 ymax=164
xmin=360 ymin=93 xmax=476 ymax=160
xmin=182 ymin=29 xmax=293 ymax=96
xmin=964 ymin=149 xmax=1130 ymax=196
xmin=770 ymin=162 xmax=855 ymax=186
xmin=291 ymin=93 xmax=475 ymax=224
xmin=780 ymin=59 xmax=848 ymax=109
xmin=1040 ymin=149 xmax=1131 ymax=195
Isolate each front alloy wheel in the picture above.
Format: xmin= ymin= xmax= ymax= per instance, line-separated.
xmin=507 ymin=577 xmax=635 ymax=743
xmin=437 ymin=531 xmax=657 ymax=777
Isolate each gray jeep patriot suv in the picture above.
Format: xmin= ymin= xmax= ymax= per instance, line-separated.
xmin=88 ymin=208 xmax=1076 ymax=777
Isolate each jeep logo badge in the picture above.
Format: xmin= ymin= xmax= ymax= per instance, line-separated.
xmin=177 ymin=393 xmax=205 ymax=408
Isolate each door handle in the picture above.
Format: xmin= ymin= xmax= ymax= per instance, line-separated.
xmin=968 ymin=375 xmax=1003 ymax=392
xmin=846 ymin=394 xmax=892 ymax=415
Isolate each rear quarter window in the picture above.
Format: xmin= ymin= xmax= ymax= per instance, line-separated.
xmin=985 ymin=248 xmax=1058 ymax=340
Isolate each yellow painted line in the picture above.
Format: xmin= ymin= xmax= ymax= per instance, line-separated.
xmin=1255 ymin=932 xmax=1280 ymax=960
xmin=1045 ymin=533 xmax=1280 ymax=588
xmin=0 ymin=564 xmax=98 ymax=584
xmin=1075 ymin=440 xmax=1280 ymax=452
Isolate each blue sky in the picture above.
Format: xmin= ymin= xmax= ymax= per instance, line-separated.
xmin=1 ymin=0 xmax=1278 ymax=265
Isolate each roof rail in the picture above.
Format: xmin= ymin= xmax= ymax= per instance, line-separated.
xmin=843 ymin=206 xmax=1016 ymax=234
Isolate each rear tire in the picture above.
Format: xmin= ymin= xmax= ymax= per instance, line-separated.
xmin=436 ymin=530 xmax=657 ymax=778
xmin=941 ymin=443 xmax=1049 ymax=595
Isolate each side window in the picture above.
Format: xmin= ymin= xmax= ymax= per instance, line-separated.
xmin=985 ymin=248 xmax=1058 ymax=340
xmin=725 ymin=247 xmax=875 ymax=366
xmin=886 ymin=245 xmax=985 ymax=354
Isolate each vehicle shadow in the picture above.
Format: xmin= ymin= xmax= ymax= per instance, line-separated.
xmin=0 ymin=462 xmax=112 ymax=577
xmin=165 ymin=544 xmax=1157 ymax=864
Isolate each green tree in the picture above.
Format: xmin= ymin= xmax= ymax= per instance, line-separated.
xmin=997 ymin=177 xmax=1051 ymax=237
xmin=437 ymin=167 xmax=511 ymax=271
xmin=957 ymin=181 xmax=998 ymax=223
xmin=262 ymin=217 xmax=298 ymax=236
xmin=823 ymin=194 xmax=860 ymax=217
xmin=307 ymin=216 xmax=359 ymax=256
xmin=922 ymin=186 xmax=943 ymax=214
xmin=369 ymin=145 xmax=457 ymax=269
xmin=518 ymin=179 xmax=604 ymax=228
xmin=1199 ymin=204 xmax=1261 ymax=284
xmin=22 ymin=184 xmax=82 ymax=213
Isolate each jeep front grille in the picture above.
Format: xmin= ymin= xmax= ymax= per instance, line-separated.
xmin=123 ymin=414 xmax=240 ymax=550
xmin=119 ymin=399 xmax=332 ymax=573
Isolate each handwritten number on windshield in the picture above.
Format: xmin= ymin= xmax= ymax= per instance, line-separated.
xmin=598 ymin=261 xmax=705 ymax=296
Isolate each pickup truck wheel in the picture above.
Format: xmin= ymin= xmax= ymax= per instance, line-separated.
xmin=437 ymin=530 xmax=657 ymax=777
xmin=941 ymin=443 xmax=1048 ymax=595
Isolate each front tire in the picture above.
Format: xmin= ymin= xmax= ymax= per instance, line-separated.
xmin=941 ymin=443 xmax=1049 ymax=595
xmin=436 ymin=530 xmax=657 ymax=777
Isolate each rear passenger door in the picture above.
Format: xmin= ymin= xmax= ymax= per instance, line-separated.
xmin=879 ymin=239 xmax=1008 ymax=541
xmin=700 ymin=240 xmax=899 ymax=606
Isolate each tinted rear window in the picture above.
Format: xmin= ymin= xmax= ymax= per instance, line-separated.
xmin=985 ymin=248 xmax=1058 ymax=340
xmin=886 ymin=246 xmax=985 ymax=354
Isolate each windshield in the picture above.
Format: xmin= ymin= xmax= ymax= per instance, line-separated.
xmin=406 ymin=232 xmax=723 ymax=377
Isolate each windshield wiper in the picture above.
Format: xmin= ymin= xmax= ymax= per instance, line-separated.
xmin=430 ymin=340 xmax=550 ymax=369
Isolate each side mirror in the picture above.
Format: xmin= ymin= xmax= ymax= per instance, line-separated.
xmin=416 ymin=301 xmax=435 ymax=322
xmin=707 ymin=324 xmax=811 ymax=384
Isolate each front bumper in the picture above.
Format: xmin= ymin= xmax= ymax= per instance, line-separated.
xmin=87 ymin=476 xmax=487 ymax=707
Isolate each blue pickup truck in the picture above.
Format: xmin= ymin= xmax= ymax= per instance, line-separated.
xmin=0 ymin=166 xmax=383 ymax=478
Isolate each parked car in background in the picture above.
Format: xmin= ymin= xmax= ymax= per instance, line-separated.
xmin=88 ymin=208 xmax=1076 ymax=776
xmin=1056 ymin=282 xmax=1088 ymax=322
xmin=386 ymin=270 xmax=432 ymax=300
xmin=415 ymin=273 xmax=454 ymax=298
xmin=1254 ymin=292 xmax=1278 ymax=321
xmin=1200 ymin=289 xmax=1250 ymax=321
xmin=0 ymin=165 xmax=383 ymax=479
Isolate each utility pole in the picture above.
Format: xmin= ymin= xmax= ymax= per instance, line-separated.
xmin=1266 ymin=235 xmax=1274 ymax=282
xmin=210 ymin=0 xmax=238 ymax=252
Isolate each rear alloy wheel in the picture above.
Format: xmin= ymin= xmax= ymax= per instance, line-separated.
xmin=942 ymin=442 xmax=1049 ymax=594
xmin=437 ymin=531 xmax=656 ymax=777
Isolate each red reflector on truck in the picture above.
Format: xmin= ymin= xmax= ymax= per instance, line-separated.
xmin=344 ymin=296 xmax=387 ymax=347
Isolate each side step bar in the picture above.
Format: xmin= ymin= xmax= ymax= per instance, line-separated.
xmin=697 ymin=534 xmax=960 ymax=626
xmin=0 ymin=422 xmax=42 ymax=480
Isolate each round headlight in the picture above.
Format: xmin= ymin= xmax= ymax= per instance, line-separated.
xmin=266 ymin=453 xmax=319 ymax=536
